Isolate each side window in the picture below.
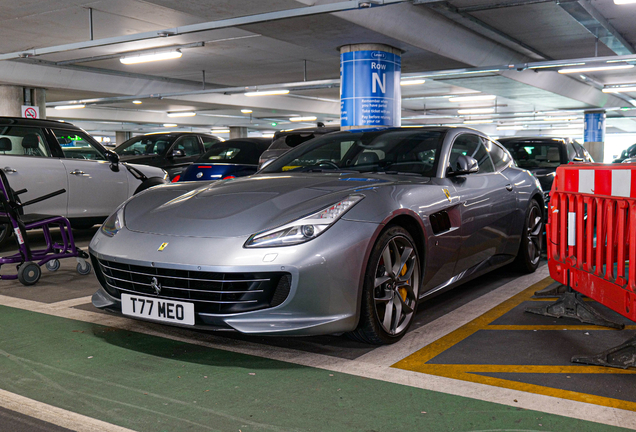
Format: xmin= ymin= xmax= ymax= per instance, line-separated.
xmin=0 ymin=126 xmax=50 ymax=158
xmin=52 ymin=129 xmax=105 ymax=160
xmin=201 ymin=136 xmax=221 ymax=151
xmin=449 ymin=134 xmax=494 ymax=174
xmin=575 ymin=143 xmax=594 ymax=162
xmin=174 ymin=136 xmax=202 ymax=157
xmin=487 ymin=140 xmax=512 ymax=171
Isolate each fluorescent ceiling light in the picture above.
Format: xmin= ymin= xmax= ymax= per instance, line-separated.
xmin=211 ymin=129 xmax=230 ymax=134
xmin=448 ymin=95 xmax=496 ymax=102
xmin=458 ymin=108 xmax=495 ymax=115
xmin=528 ymin=63 xmax=584 ymax=70
xmin=163 ymin=123 xmax=178 ymax=127
xmin=244 ymin=90 xmax=290 ymax=96
xmin=120 ymin=50 xmax=182 ymax=65
xmin=400 ymin=79 xmax=426 ymax=86
xmin=497 ymin=126 xmax=524 ymax=130
xmin=614 ymin=0 xmax=636 ymax=4
xmin=543 ymin=117 xmax=577 ymax=121
xmin=55 ymin=104 xmax=85 ymax=110
xmin=241 ymin=109 xmax=253 ymax=113
xmin=464 ymin=120 xmax=493 ymax=124
xmin=289 ymin=116 xmax=317 ymax=122
xmin=602 ymin=86 xmax=636 ymax=93
xmin=132 ymin=100 xmax=142 ymax=104
xmin=558 ymin=64 xmax=634 ymax=74
xmin=167 ymin=111 xmax=196 ymax=117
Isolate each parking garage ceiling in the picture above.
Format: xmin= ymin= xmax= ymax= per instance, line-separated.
xmin=0 ymin=0 xmax=635 ymax=136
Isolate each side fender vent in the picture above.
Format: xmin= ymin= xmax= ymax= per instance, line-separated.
xmin=430 ymin=210 xmax=451 ymax=234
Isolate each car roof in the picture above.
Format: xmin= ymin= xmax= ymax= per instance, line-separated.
xmin=0 ymin=116 xmax=81 ymax=129
xmin=273 ymin=126 xmax=340 ymax=139
xmin=498 ymin=136 xmax=569 ymax=145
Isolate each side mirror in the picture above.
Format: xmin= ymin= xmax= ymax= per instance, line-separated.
xmin=105 ymin=150 xmax=119 ymax=172
xmin=448 ymin=155 xmax=479 ymax=176
xmin=169 ymin=149 xmax=185 ymax=158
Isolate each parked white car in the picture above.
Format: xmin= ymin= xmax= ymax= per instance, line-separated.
xmin=0 ymin=117 xmax=168 ymax=243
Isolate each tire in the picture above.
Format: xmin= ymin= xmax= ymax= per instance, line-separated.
xmin=45 ymin=259 xmax=60 ymax=272
xmin=77 ymin=260 xmax=92 ymax=275
xmin=348 ymin=226 xmax=421 ymax=345
xmin=514 ymin=199 xmax=543 ymax=273
xmin=18 ymin=262 xmax=41 ymax=286
xmin=134 ymin=177 xmax=167 ymax=195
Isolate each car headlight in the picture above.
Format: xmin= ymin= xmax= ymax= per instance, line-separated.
xmin=101 ymin=206 xmax=125 ymax=237
xmin=245 ymin=194 xmax=364 ymax=248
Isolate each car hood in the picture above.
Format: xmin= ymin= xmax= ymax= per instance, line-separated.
xmin=123 ymin=173 xmax=406 ymax=238
xmin=118 ymin=154 xmax=164 ymax=165
xmin=123 ymin=162 xmax=167 ymax=180
xmin=526 ymin=167 xmax=556 ymax=193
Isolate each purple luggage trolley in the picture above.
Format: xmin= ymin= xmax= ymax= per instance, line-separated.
xmin=0 ymin=169 xmax=91 ymax=285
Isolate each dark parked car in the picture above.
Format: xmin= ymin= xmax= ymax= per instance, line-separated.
xmin=498 ymin=137 xmax=593 ymax=197
xmin=259 ymin=125 xmax=339 ymax=167
xmin=114 ymin=132 xmax=222 ymax=179
xmin=613 ymin=143 xmax=636 ymax=163
xmin=174 ymin=138 xmax=272 ymax=182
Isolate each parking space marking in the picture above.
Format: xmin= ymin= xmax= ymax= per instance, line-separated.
xmin=0 ymin=388 xmax=135 ymax=432
xmin=393 ymin=279 xmax=636 ymax=413
xmin=356 ymin=265 xmax=551 ymax=366
xmin=2 ymin=285 xmax=636 ymax=429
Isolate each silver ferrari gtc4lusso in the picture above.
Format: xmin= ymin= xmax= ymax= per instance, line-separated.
xmin=90 ymin=127 xmax=544 ymax=344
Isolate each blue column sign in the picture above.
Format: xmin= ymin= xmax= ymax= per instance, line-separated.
xmin=584 ymin=111 xmax=605 ymax=143
xmin=340 ymin=49 xmax=401 ymax=130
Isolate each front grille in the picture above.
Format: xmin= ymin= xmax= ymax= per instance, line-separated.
xmin=92 ymin=256 xmax=291 ymax=315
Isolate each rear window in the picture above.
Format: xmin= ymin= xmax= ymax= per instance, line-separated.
xmin=500 ymin=141 xmax=563 ymax=169
xmin=196 ymin=141 xmax=263 ymax=165
xmin=269 ymin=134 xmax=317 ymax=150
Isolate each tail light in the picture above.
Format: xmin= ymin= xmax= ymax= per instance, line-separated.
xmin=171 ymin=175 xmax=180 ymax=183
xmin=222 ymin=175 xmax=236 ymax=180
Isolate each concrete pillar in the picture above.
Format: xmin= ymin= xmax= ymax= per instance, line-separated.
xmin=115 ymin=131 xmax=132 ymax=146
xmin=339 ymin=43 xmax=402 ymax=131
xmin=583 ymin=110 xmax=605 ymax=162
xmin=0 ymin=85 xmax=46 ymax=119
xmin=230 ymin=126 xmax=248 ymax=139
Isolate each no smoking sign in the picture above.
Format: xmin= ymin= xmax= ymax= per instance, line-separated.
xmin=21 ymin=105 xmax=39 ymax=119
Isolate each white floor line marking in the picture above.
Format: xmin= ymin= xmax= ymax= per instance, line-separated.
xmin=47 ymin=296 xmax=93 ymax=309
xmin=0 ymin=388 xmax=135 ymax=432
xmin=357 ymin=265 xmax=551 ymax=365
xmin=1 ymin=270 xmax=635 ymax=430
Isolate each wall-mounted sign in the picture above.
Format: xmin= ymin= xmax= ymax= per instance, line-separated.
xmin=21 ymin=105 xmax=39 ymax=119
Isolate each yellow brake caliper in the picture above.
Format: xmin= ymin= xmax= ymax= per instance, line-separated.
xmin=398 ymin=264 xmax=408 ymax=301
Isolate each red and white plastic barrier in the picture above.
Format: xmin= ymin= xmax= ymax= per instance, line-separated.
xmin=548 ymin=163 xmax=636 ymax=321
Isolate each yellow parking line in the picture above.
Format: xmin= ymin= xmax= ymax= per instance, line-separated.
xmin=487 ymin=325 xmax=636 ymax=331
xmin=393 ymin=277 xmax=636 ymax=411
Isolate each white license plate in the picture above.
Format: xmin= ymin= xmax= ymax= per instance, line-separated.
xmin=121 ymin=293 xmax=195 ymax=326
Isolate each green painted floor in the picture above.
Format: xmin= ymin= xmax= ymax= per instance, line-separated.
xmin=0 ymin=305 xmax=631 ymax=432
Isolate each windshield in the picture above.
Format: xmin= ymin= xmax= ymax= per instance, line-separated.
xmin=196 ymin=141 xmax=264 ymax=165
xmin=500 ymin=141 xmax=563 ymax=169
xmin=115 ymin=135 xmax=175 ymax=156
xmin=261 ymin=129 xmax=444 ymax=176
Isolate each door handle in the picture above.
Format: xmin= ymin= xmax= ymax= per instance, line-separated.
xmin=3 ymin=167 xmax=17 ymax=173
xmin=70 ymin=170 xmax=87 ymax=176
xmin=505 ymin=184 xmax=513 ymax=191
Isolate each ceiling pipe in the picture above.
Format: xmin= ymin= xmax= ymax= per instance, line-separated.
xmin=0 ymin=0 xmax=409 ymax=61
